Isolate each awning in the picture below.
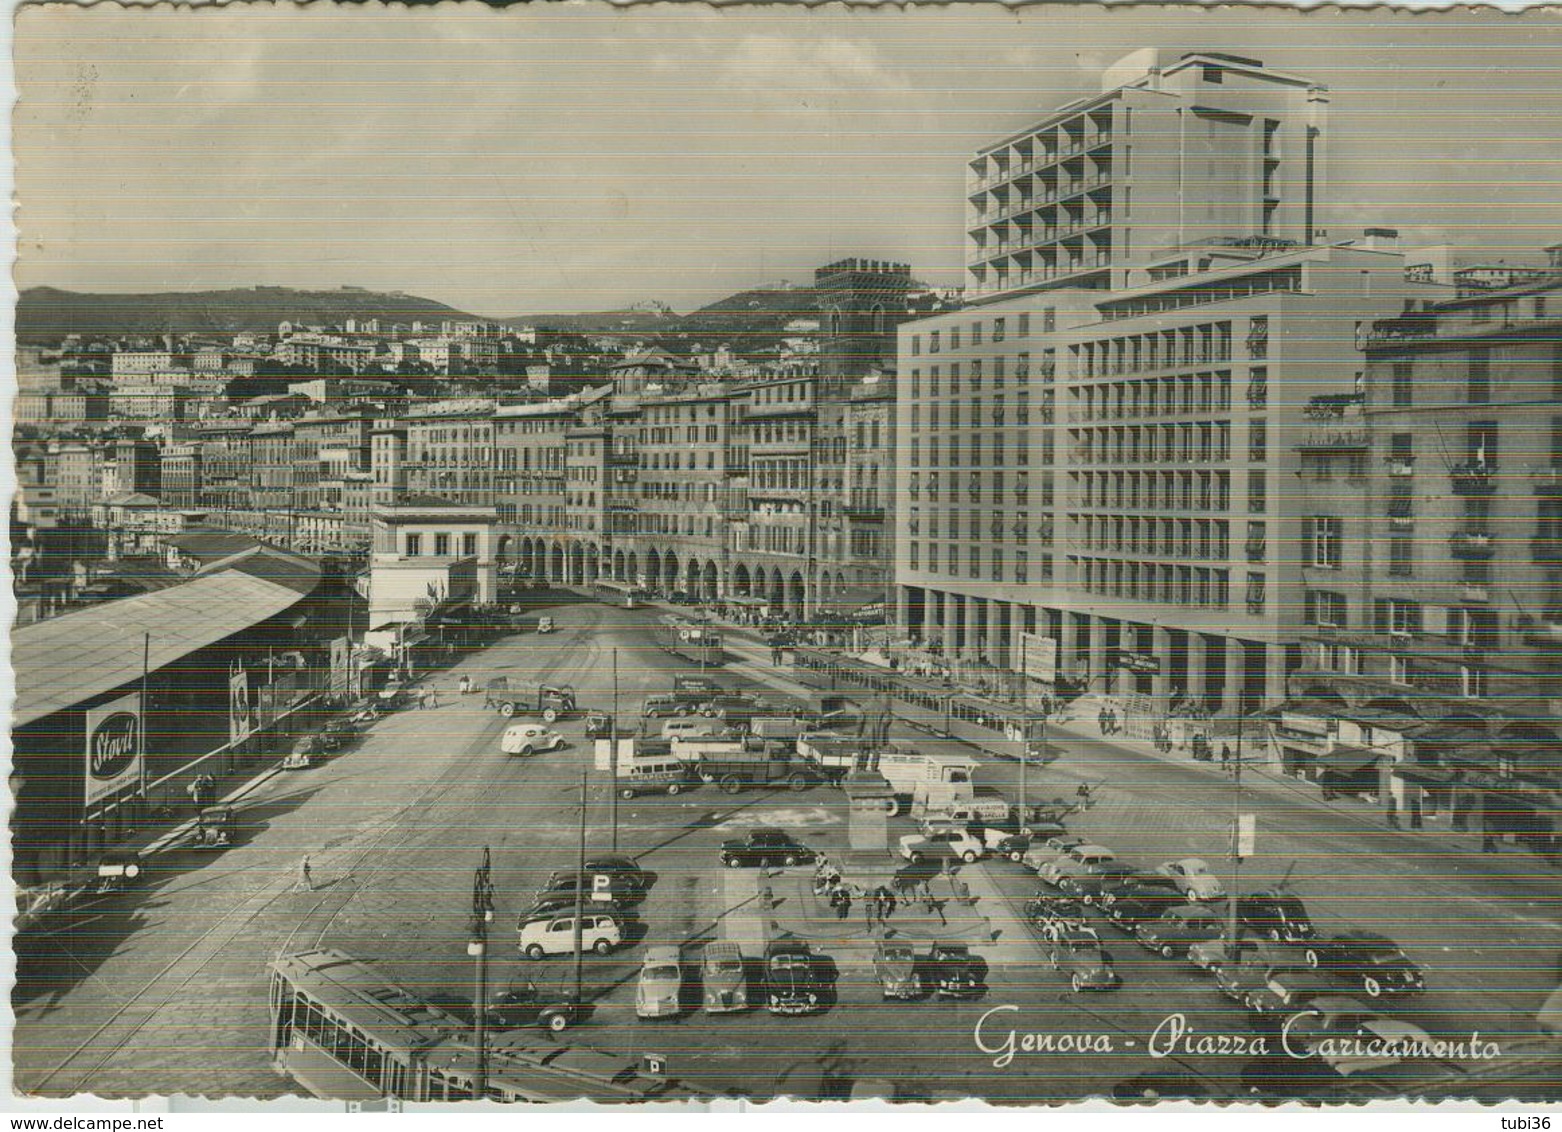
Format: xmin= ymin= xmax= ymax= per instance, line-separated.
xmin=1393 ymin=761 xmax=1457 ymax=786
xmin=1319 ymin=745 xmax=1381 ymax=773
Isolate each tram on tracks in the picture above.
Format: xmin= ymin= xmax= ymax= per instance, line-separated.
xmin=655 ymin=619 xmax=724 ymax=668
xmin=791 ymin=647 xmax=1052 ymax=763
xmin=267 ymin=949 xmax=712 ymax=1103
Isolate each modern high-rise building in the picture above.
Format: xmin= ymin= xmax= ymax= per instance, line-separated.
xmin=965 ymin=49 xmax=1329 ymax=305
xmin=897 ymin=49 xmax=1427 ymax=718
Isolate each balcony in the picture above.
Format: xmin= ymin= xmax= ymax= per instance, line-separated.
xmin=1450 ymin=461 xmax=1498 ymax=496
xmin=1450 ymin=531 xmax=1493 ymax=558
xmin=842 ymin=500 xmax=886 ymax=521
xmin=1245 ymin=539 xmax=1267 ymax=562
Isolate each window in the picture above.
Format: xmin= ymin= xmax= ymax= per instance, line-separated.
xmin=1043 ymin=308 xmax=1056 ymax=333
xmin=1388 ymin=534 xmax=1413 ymax=577
xmin=1018 ymin=313 xmax=1031 ymax=337
xmin=1304 ymin=589 xmax=1347 ymax=628
xmin=1248 ymin=421 xmax=1267 ymax=464
xmin=1375 ymin=598 xmax=1423 ymax=638
xmin=463 ymin=532 xmax=477 ymax=557
xmin=930 ymin=330 xmax=942 ymax=354
xmin=1460 ymin=665 xmax=1487 ymax=699
xmin=971 ymin=321 xmax=983 ymax=346
xmin=1391 ymin=358 xmax=1414 ymax=407
xmin=911 ymin=335 xmax=921 ymax=357
xmin=1389 ymin=655 xmax=1412 ymax=686
xmin=1307 ymin=516 xmax=1341 ymax=569
xmin=434 ymin=533 xmax=450 ymax=556
xmin=950 ymin=327 xmax=961 ymax=350
xmin=405 ymin=533 xmax=422 ymax=556
xmin=993 ymin=318 xmax=1007 ymax=343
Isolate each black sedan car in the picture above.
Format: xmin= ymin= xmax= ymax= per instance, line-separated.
xmin=1309 ymin=931 xmax=1425 ymax=997
xmin=764 ymin=940 xmax=826 ymax=1015
xmin=1238 ymin=890 xmax=1318 ymax=944
xmin=1059 ymin=862 xmax=1141 ymax=905
xmin=1102 ymin=884 xmax=1188 ymax=930
xmin=720 ymin=827 xmax=817 ymax=869
xmin=925 ymin=942 xmax=986 ymax=999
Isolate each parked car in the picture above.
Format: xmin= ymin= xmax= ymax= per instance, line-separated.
xmin=518 ymin=912 xmax=622 ymax=959
xmin=1058 ymin=862 xmax=1141 ymax=905
xmin=487 ymin=981 xmax=584 ymax=1033
xmin=580 ymin=856 xmax=650 ymax=892
xmin=1101 ymin=884 xmax=1188 ymax=931
xmin=1135 ymin=904 xmax=1227 ymax=958
xmin=925 ymin=942 xmax=985 ymax=999
xmin=764 ymin=940 xmax=825 ymax=1015
xmin=899 ymin=828 xmax=985 ymax=865
xmin=584 ymin=712 xmax=615 ymax=740
xmin=501 ymin=723 xmax=563 ymax=756
xmin=1191 ymin=933 xmax=1290 ymax=978
xmin=1246 ymin=965 xmax=1337 ymax=1015
xmin=1155 ymin=858 xmax=1227 ymax=901
xmin=872 ymin=940 xmax=923 ymax=1000
xmin=1215 ymin=950 xmax=1294 ymax=1005
xmin=1025 ymin=893 xmax=1088 ymax=941
xmin=635 ymin=947 xmax=685 ymax=1019
xmin=537 ymin=617 xmax=555 ymax=634
xmin=1238 ymin=889 xmax=1318 ymax=943
xmin=720 ymin=827 xmax=817 ymax=869
xmin=1038 ymin=844 xmax=1116 ymax=887
xmin=1285 ymin=996 xmax=1438 ymax=1076
xmin=701 ymin=942 xmax=749 ymax=1013
xmin=1018 ymin=834 xmax=1088 ymax=873
xmin=1308 ymin=931 xmax=1425 ymax=997
xmin=536 ymin=872 xmax=642 ymax=908
xmin=1049 ymin=928 xmax=1121 ymax=992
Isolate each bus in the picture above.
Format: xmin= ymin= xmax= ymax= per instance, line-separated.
xmin=267 ymin=949 xmax=711 ymax=1103
xmin=791 ymin=647 xmax=1052 ymax=763
xmin=592 ymin=580 xmax=642 ymax=609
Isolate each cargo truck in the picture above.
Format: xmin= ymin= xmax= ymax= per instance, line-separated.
xmin=672 ymin=734 xmax=822 ymax=794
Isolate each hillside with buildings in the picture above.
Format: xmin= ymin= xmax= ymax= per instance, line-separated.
xmin=15 ymin=286 xmax=478 ymax=343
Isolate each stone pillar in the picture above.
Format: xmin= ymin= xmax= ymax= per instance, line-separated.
xmin=1151 ymin=626 xmax=1173 ymax=711
xmin=1059 ymin=611 xmax=1077 ymax=675
xmin=1087 ymin=616 xmax=1108 ymax=695
xmin=1188 ymin=632 xmax=1209 ymax=707
xmin=1262 ymin=642 xmax=1288 ymax=712
xmin=943 ymin=593 xmax=959 ymax=659
xmin=1224 ymin=637 xmax=1248 ymax=715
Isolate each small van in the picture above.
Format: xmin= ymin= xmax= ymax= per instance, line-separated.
xmin=618 ymin=757 xmax=693 ymax=799
xmin=661 ymin=718 xmax=726 ymax=741
xmin=518 ymin=913 xmax=622 ymax=959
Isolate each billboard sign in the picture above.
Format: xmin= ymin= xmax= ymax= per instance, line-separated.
xmin=229 ymin=667 xmax=253 ymax=746
xmin=1018 ymin=633 xmax=1058 ymax=683
xmin=84 ymin=693 xmax=142 ymax=809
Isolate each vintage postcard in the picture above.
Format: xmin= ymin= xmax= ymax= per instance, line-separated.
xmin=8 ymin=1 xmax=1562 ymax=1111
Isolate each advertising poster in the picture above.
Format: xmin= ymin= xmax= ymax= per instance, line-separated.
xmin=84 ymin=693 xmax=142 ymax=809
xmin=229 ymin=666 xmax=253 ymax=746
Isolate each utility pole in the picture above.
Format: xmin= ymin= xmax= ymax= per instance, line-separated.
xmin=469 ymin=846 xmax=495 ymax=1099
xmin=1226 ymin=704 xmax=1244 ymax=963
xmin=138 ymin=632 xmax=151 ymax=810
xmin=572 ymin=770 xmax=587 ymax=1005
xmin=1018 ymin=647 xmax=1028 ymax=826
xmin=611 ymin=648 xmax=620 ymax=852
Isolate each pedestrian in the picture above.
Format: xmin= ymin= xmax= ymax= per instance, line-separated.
xmin=186 ymin=777 xmax=203 ymax=815
xmin=426 ymin=683 xmax=441 ymax=709
xmin=837 ymin=890 xmax=852 ymax=921
xmin=1098 ymin=708 xmax=1108 ymax=735
xmin=924 ymin=892 xmax=948 ymax=927
xmin=295 ymin=854 xmax=315 ymax=892
xmin=878 ymin=887 xmax=897 ymax=922
xmin=1220 ymin=743 xmax=1232 ymax=771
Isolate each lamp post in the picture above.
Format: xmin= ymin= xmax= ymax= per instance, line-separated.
xmin=468 ymin=846 xmax=496 ymax=1099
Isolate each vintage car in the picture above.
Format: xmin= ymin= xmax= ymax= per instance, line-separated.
xmin=926 ymin=942 xmax=985 ymax=999
xmin=1155 ymin=858 xmax=1227 ymax=901
xmin=898 ymin=829 xmax=985 ymax=866
xmin=1238 ymin=889 xmax=1318 ymax=943
xmin=1101 ymin=881 xmax=1188 ymax=931
xmin=487 ymin=981 xmax=584 ymax=1033
xmin=1308 ymin=931 xmax=1426 ymax=998
xmin=1284 ymin=996 xmax=1438 ymax=1077
xmin=720 ymin=828 xmax=817 ymax=869
xmin=635 ymin=946 xmax=685 ymax=1019
xmin=501 ymin=723 xmax=564 ymax=756
xmin=1191 ymin=933 xmax=1289 ymax=978
xmin=701 ymin=942 xmax=748 ymax=1013
xmin=1025 ymin=893 xmax=1089 ymax=941
xmin=1059 ymin=862 xmax=1141 ymax=905
xmin=872 ymin=941 xmax=923 ymax=1000
xmin=764 ymin=941 xmax=825 ymax=1015
xmin=189 ymin=805 xmax=235 ymax=849
xmin=1135 ymin=904 xmax=1227 ymax=958
xmin=1038 ymin=844 xmax=1117 ymax=888
xmin=1049 ymin=927 xmax=1121 ymax=992
xmin=517 ymin=912 xmax=622 ymax=960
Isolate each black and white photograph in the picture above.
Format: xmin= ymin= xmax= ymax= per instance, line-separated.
xmin=7 ymin=1 xmax=1562 ymax=1111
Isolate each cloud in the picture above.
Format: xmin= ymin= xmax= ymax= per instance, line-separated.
xmin=716 ymin=33 xmax=914 ymax=110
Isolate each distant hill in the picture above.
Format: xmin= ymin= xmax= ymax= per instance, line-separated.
xmin=16 ymin=286 xmax=478 ymax=342
xmin=504 ymin=284 xmax=827 ymax=354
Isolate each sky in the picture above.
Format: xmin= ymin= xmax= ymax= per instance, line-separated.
xmin=13 ymin=4 xmax=1562 ymax=318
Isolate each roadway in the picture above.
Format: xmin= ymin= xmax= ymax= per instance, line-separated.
xmin=13 ymin=598 xmax=1560 ymax=1102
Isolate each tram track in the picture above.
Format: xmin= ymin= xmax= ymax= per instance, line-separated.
xmin=22 ymin=612 xmax=604 ymax=1098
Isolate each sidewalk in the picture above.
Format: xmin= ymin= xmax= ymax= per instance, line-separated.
xmin=1055 ymin=692 xmax=1562 ymax=881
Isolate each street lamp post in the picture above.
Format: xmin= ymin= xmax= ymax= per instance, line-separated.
xmin=572 ymin=770 xmax=588 ymax=1005
xmin=468 ymin=847 xmax=496 ymax=1099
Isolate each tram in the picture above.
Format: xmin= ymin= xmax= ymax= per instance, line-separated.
xmin=267 ymin=949 xmax=711 ymax=1103
xmin=655 ymin=620 xmax=724 ymax=668
xmin=791 ymin=647 xmax=1052 ymax=762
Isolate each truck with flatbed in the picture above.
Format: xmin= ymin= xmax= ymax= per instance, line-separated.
xmin=672 ymin=734 xmax=822 ymax=794
xmin=874 ymin=748 xmax=981 ymax=818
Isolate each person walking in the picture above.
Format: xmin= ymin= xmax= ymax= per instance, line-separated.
xmin=924 ymin=891 xmax=948 ymax=927
xmin=878 ymin=887 xmax=897 ymax=923
xmin=1220 ymin=742 xmax=1232 ymax=772
xmin=294 ymin=854 xmax=315 ymax=892
xmin=837 ymin=889 xmax=853 ymax=922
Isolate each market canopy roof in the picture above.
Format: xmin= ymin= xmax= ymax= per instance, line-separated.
xmin=13 ymin=561 xmax=320 ymax=729
xmin=1318 ymin=745 xmax=1381 ymax=773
